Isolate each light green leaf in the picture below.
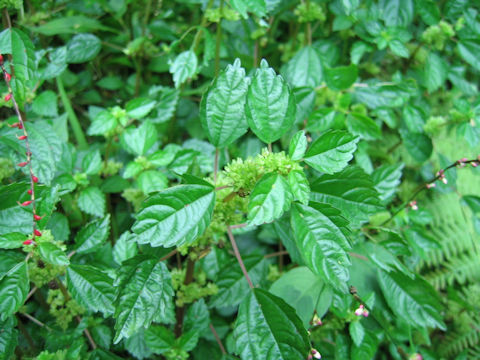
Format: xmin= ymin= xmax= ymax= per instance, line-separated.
xmin=402 ymin=105 xmax=425 ymax=133
xmin=400 ymin=130 xmax=432 ymax=162
xmin=200 ymin=59 xmax=250 ymax=148
xmin=0 ymin=183 xmax=32 ymax=235
xmin=145 ymin=325 xmax=175 ymax=354
xmin=349 ymin=321 xmax=365 ymax=346
xmin=246 ymin=59 xmax=296 ymax=144
xmin=248 ymin=172 xmax=293 ymax=226
xmin=148 ymin=86 xmax=179 ymax=124
xmin=388 ymin=40 xmax=410 ymax=58
xmin=310 ymin=166 xmax=383 ymax=227
xmin=37 ymin=242 xmax=69 ymax=266
xmin=463 ymin=195 xmax=480 ymax=214
xmin=66 ymin=33 xmax=101 ymax=63
xmin=0 ymin=28 xmax=35 ymax=83
xmin=289 ymin=131 xmax=308 ymax=161
xmin=113 ymin=232 xmax=138 ymax=265
xmin=380 ymin=0 xmax=414 ymax=27
xmin=137 ymin=170 xmax=168 ymax=194
xmin=0 ymin=261 xmax=28 ymax=321
xmin=346 ymin=113 xmax=382 ymax=140
xmin=288 ymin=170 xmax=310 ymax=205
xmin=67 ymin=264 xmax=116 ymax=316
xmin=283 ymin=46 xmax=323 ymax=88
xmin=82 ymin=149 xmax=102 ymax=175
xmin=30 ymin=16 xmax=112 ymax=35
xmin=0 ymin=233 xmax=24 ymax=249
xmin=132 ymin=180 xmax=215 ymax=247
xmin=457 ymin=39 xmax=480 ymax=72
xmin=378 ymin=270 xmax=446 ymax=329
xmin=415 ymin=0 xmax=441 ymax=25
xmin=291 ymin=202 xmax=351 ymax=292
xmin=120 ymin=120 xmax=158 ymax=156
xmin=0 ymin=316 xmax=17 ymax=360
xmin=304 ymin=130 xmax=359 ymax=174
xmin=351 ymin=329 xmax=379 ymax=360
xmin=114 ymin=256 xmax=174 ymax=343
xmin=87 ymin=110 xmax=117 ymax=136
xmin=74 ymin=215 xmax=110 ymax=254
xmin=230 ymin=0 xmax=266 ymax=18
xmin=169 ymin=50 xmax=197 ymax=88
xmin=32 ymin=91 xmax=58 ymax=117
xmin=324 ymin=65 xmax=358 ymax=91
xmin=126 ymin=98 xmax=157 ymax=120
xmin=234 ymin=288 xmax=310 ymax=360
xmin=184 ymin=298 xmax=210 ymax=333
xmin=424 ymin=52 xmax=447 ymax=93
xmin=78 ymin=187 xmax=105 ymax=218
xmin=363 ymin=241 xmax=413 ymax=278
xmin=371 ymin=163 xmax=404 ymax=203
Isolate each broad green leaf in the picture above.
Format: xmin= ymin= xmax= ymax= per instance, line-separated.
xmin=210 ymin=255 xmax=267 ymax=308
xmin=145 ymin=325 xmax=175 ymax=354
xmin=114 ymin=256 xmax=174 ymax=343
xmin=304 ymin=130 xmax=359 ymax=174
xmin=404 ymin=227 xmax=440 ymax=259
xmin=137 ymin=170 xmax=168 ymax=194
xmin=32 ymin=91 xmax=58 ymax=117
xmin=230 ymin=0 xmax=266 ymax=18
xmin=37 ymin=242 xmax=69 ymax=266
xmin=380 ymin=0 xmax=414 ymax=27
xmin=351 ymin=329 xmax=379 ymax=360
xmin=363 ymin=242 xmax=413 ymax=278
xmin=354 ymin=82 xmax=410 ymax=109
xmin=184 ymin=298 xmax=210 ymax=333
xmin=0 ymin=232 xmax=24 ymax=249
xmin=0 ymin=261 xmax=28 ymax=321
xmin=66 ymin=33 xmax=101 ymax=63
xmin=87 ymin=110 xmax=117 ymax=136
xmin=200 ymin=59 xmax=249 ymax=148
xmin=291 ymin=202 xmax=351 ymax=292
xmin=113 ymin=232 xmax=138 ymax=265
xmin=349 ymin=321 xmax=364 ymax=346
xmin=132 ymin=181 xmax=215 ymax=247
xmin=30 ymin=16 xmax=112 ymax=35
xmin=246 ymin=59 xmax=296 ymax=144
xmin=289 ymin=131 xmax=307 ymax=161
xmin=457 ymin=40 xmax=480 ymax=72
xmin=0 ymin=28 xmax=35 ymax=83
xmin=125 ymin=329 xmax=152 ymax=360
xmin=247 ymin=173 xmax=293 ymax=226
xmin=270 ymin=266 xmax=327 ymax=327
xmin=377 ymin=270 xmax=446 ymax=329
xmin=39 ymin=46 xmax=67 ymax=80
xmin=0 ymin=316 xmax=17 ymax=360
xmin=371 ymin=163 xmax=404 ymax=203
xmin=389 ymin=39 xmax=410 ymax=58
xmin=310 ymin=166 xmax=383 ymax=226
xmin=78 ymin=186 xmax=105 ymax=218
xmin=0 ymin=183 xmax=32 ymax=235
xmin=463 ymin=195 xmax=480 ymax=214
xmin=346 ymin=113 xmax=382 ymax=140
xmin=283 ymin=46 xmax=323 ymax=88
xmin=424 ymin=52 xmax=447 ymax=93
xmin=169 ymin=50 xmax=197 ymax=88
xmin=288 ymin=170 xmax=310 ymax=205
xmin=402 ymin=105 xmax=425 ymax=133
xmin=97 ymin=76 xmax=124 ymax=90
xmin=148 ymin=86 xmax=179 ymax=124
xmin=415 ymin=0 xmax=441 ymax=25
xmin=120 ymin=120 xmax=158 ymax=156
xmin=400 ymin=130 xmax=432 ymax=162
xmin=324 ymin=65 xmax=358 ymax=91
xmin=67 ymin=264 xmax=116 ymax=316
xmin=82 ymin=149 xmax=102 ymax=175
xmin=126 ymin=98 xmax=156 ymax=120
xmin=234 ymin=288 xmax=310 ymax=360
xmin=74 ymin=215 xmax=110 ymax=254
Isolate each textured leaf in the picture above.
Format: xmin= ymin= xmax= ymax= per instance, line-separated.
xmin=144 ymin=325 xmax=175 ymax=354
xmin=137 ymin=170 xmax=169 ymax=194
xmin=363 ymin=242 xmax=413 ymax=278
xmin=400 ymin=130 xmax=432 ymax=162
xmin=0 ymin=232 xmax=24 ymax=249
xmin=424 ymin=52 xmax=447 ymax=93
xmin=371 ymin=164 xmax=404 ymax=203
xmin=67 ymin=264 xmax=116 ymax=316
xmin=457 ymin=39 xmax=480 ymax=72
xmin=349 ymin=321 xmax=365 ymax=346
xmin=87 ymin=110 xmax=117 ymax=136
xmin=288 ymin=131 xmax=307 ymax=161
xmin=169 ymin=50 xmax=197 ymax=88
xmin=463 ymin=195 xmax=480 ymax=214
xmin=283 ymin=46 xmax=323 ymax=88
xmin=377 ymin=270 xmax=446 ymax=329
xmin=82 ymin=149 xmax=102 ymax=175
xmin=148 ymin=86 xmax=179 ymax=124
xmin=37 ymin=242 xmax=69 ymax=266
xmin=291 ymin=202 xmax=351 ymax=292
xmin=113 ymin=232 xmax=138 ymax=265
xmin=304 ymin=130 xmax=359 ymax=174
xmin=66 ymin=33 xmax=101 ymax=63
xmin=234 ymin=288 xmax=310 ymax=360
xmin=132 ymin=181 xmax=215 ymax=248
xmin=246 ymin=59 xmax=296 ymax=144
xmin=0 ymin=183 xmax=32 ymax=235
xmin=184 ymin=298 xmax=210 ymax=334
xmin=114 ymin=256 xmax=174 ymax=343
xmin=351 ymin=329 xmax=379 ymax=360
xmin=74 ymin=215 xmax=110 ymax=254
xmin=120 ymin=120 xmax=157 ymax=156
xmin=200 ymin=59 xmax=249 ymax=148
xmin=32 ymin=90 xmax=58 ymax=117
xmin=0 ymin=261 xmax=28 ymax=321
xmin=324 ymin=65 xmax=358 ymax=91
xmin=0 ymin=316 xmax=17 ymax=360
xmin=288 ymin=170 xmax=310 ymax=205
xmin=0 ymin=28 xmax=35 ymax=83
xmin=78 ymin=186 xmax=105 ymax=218
xmin=210 ymin=255 xmax=267 ymax=308
xmin=346 ymin=113 xmax=381 ymax=140
xmin=310 ymin=166 xmax=383 ymax=226
xmin=125 ymin=98 xmax=156 ymax=120
xmin=247 ymin=173 xmax=293 ymax=226
xmin=230 ymin=0 xmax=266 ymax=18
xmin=380 ymin=0 xmax=414 ymax=27
xmin=402 ymin=105 xmax=425 ymax=133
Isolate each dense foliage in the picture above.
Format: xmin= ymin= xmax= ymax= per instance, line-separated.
xmin=0 ymin=0 xmax=480 ymax=359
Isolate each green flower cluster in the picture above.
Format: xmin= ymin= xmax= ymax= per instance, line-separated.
xmin=101 ymin=160 xmax=123 ymax=176
xmin=46 ymin=289 xmax=85 ymax=330
xmin=0 ymin=157 xmax=14 ymax=181
xmin=122 ymin=188 xmax=146 ymax=212
xmin=171 ymin=268 xmax=218 ymax=307
xmin=422 ymin=21 xmax=455 ymax=50
xmin=294 ymin=2 xmax=326 ymax=23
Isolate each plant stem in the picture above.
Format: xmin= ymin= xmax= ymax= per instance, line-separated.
xmin=209 ymin=323 xmax=227 ymax=354
xmin=20 ymin=312 xmax=52 ymax=331
xmin=214 ymin=0 xmax=224 ymax=76
xmin=192 ymin=0 xmax=215 ymax=53
xmin=227 ymin=226 xmax=253 ymax=289
xmin=16 ymin=315 xmax=37 ymax=351
xmin=56 ymin=77 xmax=88 ymax=150
xmin=175 ymin=258 xmax=195 ymax=337
xmin=214 ymin=148 xmax=219 ymax=184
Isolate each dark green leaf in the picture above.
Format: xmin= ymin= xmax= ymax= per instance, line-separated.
xmin=0 ymin=316 xmax=17 ymax=360
xmin=0 ymin=28 xmax=35 ymax=83
xmin=349 ymin=321 xmax=365 ymax=346
xmin=32 ymin=91 xmax=58 ymax=117
xmin=37 ymin=242 xmax=69 ymax=266
xmin=78 ymin=187 xmax=105 ymax=218
xmin=144 ymin=325 xmax=175 ymax=354
xmin=400 ymin=130 xmax=432 ymax=162
xmin=283 ymin=46 xmax=323 ymax=88
xmin=75 ymin=215 xmax=110 ymax=254
xmin=324 ymin=65 xmax=358 ymax=91
xmin=0 ymin=261 xmax=28 ymax=321
xmin=463 ymin=195 xmax=480 ymax=214
xmin=346 ymin=113 xmax=382 ymax=140
xmin=120 ymin=120 xmax=157 ymax=156
xmin=30 ymin=16 xmax=112 ymax=35
xmin=457 ymin=40 xmax=480 ymax=72
xmin=0 ymin=232 xmax=24 ymax=249
xmin=371 ymin=163 xmax=404 ymax=203
xmin=66 ymin=33 xmax=101 ymax=63
xmin=424 ymin=52 xmax=447 ymax=93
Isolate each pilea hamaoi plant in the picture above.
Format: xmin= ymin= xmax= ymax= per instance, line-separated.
xmin=0 ymin=1 xmax=480 ymax=359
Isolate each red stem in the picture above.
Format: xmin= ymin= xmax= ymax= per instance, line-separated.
xmin=227 ymin=226 xmax=253 ymax=289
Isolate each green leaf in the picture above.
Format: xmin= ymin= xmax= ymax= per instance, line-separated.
xmin=371 ymin=164 xmax=404 ymax=203
xmin=349 ymin=321 xmax=365 ymax=346
xmin=0 ymin=183 xmax=32 ymax=235
xmin=87 ymin=110 xmax=117 ymax=136
xmin=402 ymin=105 xmax=425 ymax=133
xmin=230 ymin=0 xmax=266 ymax=18
xmin=114 ymin=256 xmax=174 ymax=343
xmin=78 ymin=187 xmax=105 ymax=218
xmin=247 ymin=173 xmax=293 ymax=226
xmin=415 ymin=0 xmax=441 ymax=25
xmin=310 ymin=166 xmax=383 ymax=226
xmin=0 ymin=28 xmax=35 ymax=83
xmin=0 ymin=261 xmax=28 ymax=321
xmin=377 ymin=270 xmax=446 ymax=329
xmin=200 ymin=59 xmax=249 ymax=148
xmin=324 ymin=65 xmax=358 ymax=91
xmin=113 ymin=232 xmax=138 ymax=265
xmin=288 ymin=131 xmax=308 ymax=161
xmin=346 ymin=113 xmax=382 ymax=140
xmin=137 ymin=170 xmax=168 ymax=194
xmin=126 ymin=98 xmax=157 ymax=120
xmin=288 ymin=170 xmax=310 ymax=205
xmin=210 ymin=255 xmax=267 ymax=308
xmin=82 ymin=149 xmax=102 ymax=175
xmin=32 ymin=91 xmax=58 ymax=117
xmin=270 ymin=266 xmax=327 ymax=327
xmin=132 ymin=181 xmax=215 ymax=247
xmin=457 ymin=39 xmax=480 ymax=72
xmin=30 ymin=16 xmax=112 ymax=35
xmin=304 ymin=130 xmax=359 ymax=174
xmin=351 ymin=329 xmax=379 ymax=360
xmin=67 ymin=264 xmax=116 ymax=316
xmin=283 ymin=46 xmax=323 ymax=88
xmin=363 ymin=241 xmax=413 ymax=278
xmin=74 ymin=215 xmax=110 ymax=254
xmin=233 ymin=288 xmax=310 ymax=360
xmin=37 ymin=242 xmax=69 ymax=266
xmin=169 ymin=50 xmax=197 ymax=88
xmin=380 ymin=0 xmax=414 ymax=27
xmin=66 ymin=33 xmax=101 ymax=63
xmin=246 ymin=59 xmax=296 ymax=144
xmin=184 ymin=298 xmax=210 ymax=333
xmin=291 ymin=202 xmax=351 ymax=292
xmin=400 ymin=130 xmax=432 ymax=162
xmin=144 ymin=325 xmax=175 ymax=354
xmin=424 ymin=52 xmax=447 ymax=93
xmin=148 ymin=86 xmax=179 ymax=124
xmin=463 ymin=195 xmax=480 ymax=214
xmin=0 ymin=316 xmax=17 ymax=360
xmin=404 ymin=227 xmax=440 ymax=259
xmin=388 ymin=40 xmax=410 ymax=58
xmin=120 ymin=120 xmax=158 ymax=156
xmin=0 ymin=232 xmax=24 ymax=249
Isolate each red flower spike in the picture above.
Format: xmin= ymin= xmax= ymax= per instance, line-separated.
xmin=17 ymin=161 xmax=28 ymax=167
xmin=9 ymin=122 xmax=20 ymax=128
xmin=17 ymin=135 xmax=27 ymax=140
xmin=23 ymin=239 xmax=33 ymax=245
xmin=5 ymin=72 xmax=11 ymax=82
xmin=19 ymin=200 xmax=32 ymax=206
xmin=27 ymin=189 xmax=32 ymax=195
xmin=34 ymin=214 xmax=42 ymax=221
xmin=0 ymin=54 xmax=4 ymax=65
xmin=4 ymin=93 xmax=11 ymax=101
xmin=34 ymin=229 xmax=42 ymax=237
xmin=32 ymin=176 xmax=39 ymax=183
